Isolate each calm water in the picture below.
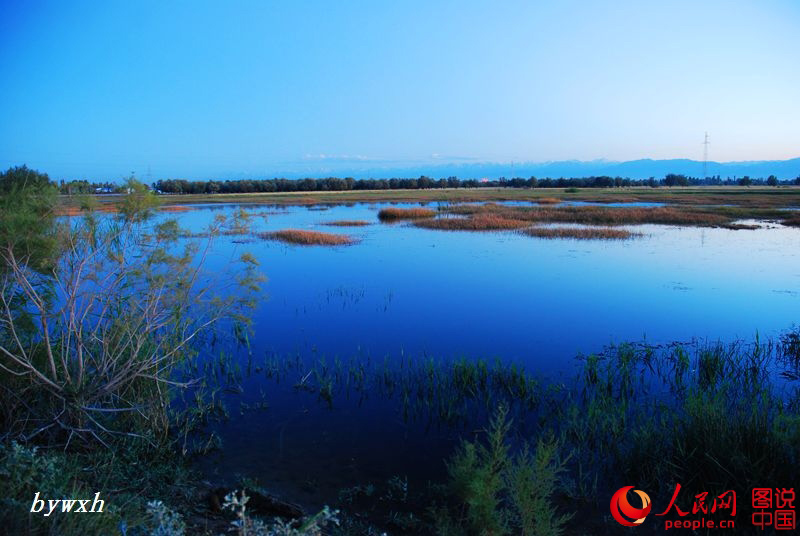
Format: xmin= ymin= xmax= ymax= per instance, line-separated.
xmin=168 ymin=201 xmax=799 ymax=508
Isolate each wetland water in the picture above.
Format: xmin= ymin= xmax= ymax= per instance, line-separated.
xmin=168 ymin=201 xmax=800 ymax=508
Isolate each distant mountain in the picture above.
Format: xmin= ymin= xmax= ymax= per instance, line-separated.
xmin=305 ymin=157 xmax=800 ymax=180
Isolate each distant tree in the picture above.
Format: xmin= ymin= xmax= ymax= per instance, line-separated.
xmin=417 ymin=176 xmax=434 ymax=189
xmin=795 ymin=176 xmax=800 ymax=185
xmin=119 ymin=176 xmax=160 ymax=222
xmin=0 ymin=165 xmax=58 ymax=272
xmin=766 ymin=175 xmax=779 ymax=186
xmin=738 ymin=176 xmax=752 ymax=186
xmin=664 ymin=174 xmax=689 ymax=187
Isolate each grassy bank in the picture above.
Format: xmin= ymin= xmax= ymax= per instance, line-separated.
xmin=57 ymin=186 xmax=800 ymax=211
xmin=439 ymin=202 xmax=796 ymax=228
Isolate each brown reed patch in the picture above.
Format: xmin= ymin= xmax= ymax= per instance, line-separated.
xmin=721 ymin=223 xmax=760 ymax=230
xmin=415 ymin=214 xmax=530 ymax=231
xmin=534 ymin=197 xmax=562 ymax=204
xmin=446 ymin=203 xmax=730 ymax=227
xmin=377 ymin=207 xmax=436 ymax=221
xmin=255 ymin=229 xmax=356 ymax=245
xmin=782 ymin=213 xmax=800 ymax=227
xmin=55 ymin=205 xmax=119 ymax=217
xmin=522 ymin=226 xmax=639 ymax=240
xmin=159 ymin=205 xmax=193 ymax=212
xmin=322 ymin=220 xmax=372 ymax=227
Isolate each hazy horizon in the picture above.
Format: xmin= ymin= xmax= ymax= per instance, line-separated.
xmin=2 ymin=0 xmax=799 ymax=180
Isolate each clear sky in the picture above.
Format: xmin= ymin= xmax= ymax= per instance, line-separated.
xmin=1 ymin=0 xmax=798 ymax=180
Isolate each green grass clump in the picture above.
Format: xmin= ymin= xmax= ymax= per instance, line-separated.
xmin=437 ymin=406 xmax=572 ymax=536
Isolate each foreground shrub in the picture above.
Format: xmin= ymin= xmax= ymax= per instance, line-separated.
xmin=438 ymin=406 xmax=572 ymax=536
xmin=0 ymin=188 xmax=262 ymax=449
xmin=0 ymin=442 xmax=125 ymax=535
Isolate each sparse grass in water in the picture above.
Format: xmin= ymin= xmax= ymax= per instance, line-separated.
xmin=415 ymin=214 xmax=530 ymax=231
xmin=323 ymin=220 xmax=371 ymax=227
xmin=522 ymin=226 xmax=639 ymax=240
xmin=256 ymin=229 xmax=356 ymax=245
xmin=534 ymin=197 xmax=562 ymax=204
xmin=377 ymin=207 xmax=436 ymax=221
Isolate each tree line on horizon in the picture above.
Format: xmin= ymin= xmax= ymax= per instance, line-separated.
xmin=10 ymin=168 xmax=799 ymax=196
xmin=149 ymin=173 xmax=799 ymax=194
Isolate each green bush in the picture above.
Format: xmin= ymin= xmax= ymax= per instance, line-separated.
xmin=441 ymin=405 xmax=572 ymax=536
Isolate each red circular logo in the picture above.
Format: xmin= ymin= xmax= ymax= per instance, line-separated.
xmin=610 ymin=486 xmax=652 ymax=527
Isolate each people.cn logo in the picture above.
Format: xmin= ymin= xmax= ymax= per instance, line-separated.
xmin=610 ymin=486 xmax=652 ymax=527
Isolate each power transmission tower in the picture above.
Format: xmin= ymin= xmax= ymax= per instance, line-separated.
xmin=702 ymin=132 xmax=710 ymax=180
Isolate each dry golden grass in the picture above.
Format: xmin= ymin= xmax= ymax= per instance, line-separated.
xmin=322 ymin=220 xmax=372 ymax=227
xmin=377 ymin=207 xmax=436 ymax=221
xmin=522 ymin=226 xmax=639 ymax=240
xmin=534 ymin=197 xmax=562 ymax=204
xmin=415 ymin=214 xmax=530 ymax=231
xmin=55 ymin=205 xmax=119 ymax=217
xmin=255 ymin=229 xmax=356 ymax=245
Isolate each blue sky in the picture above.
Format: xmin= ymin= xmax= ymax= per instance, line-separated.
xmin=1 ymin=0 xmax=798 ymax=180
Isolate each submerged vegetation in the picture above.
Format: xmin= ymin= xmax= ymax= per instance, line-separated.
xmin=228 ymin=330 xmax=800 ymax=533
xmin=256 ymin=229 xmax=357 ymax=246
